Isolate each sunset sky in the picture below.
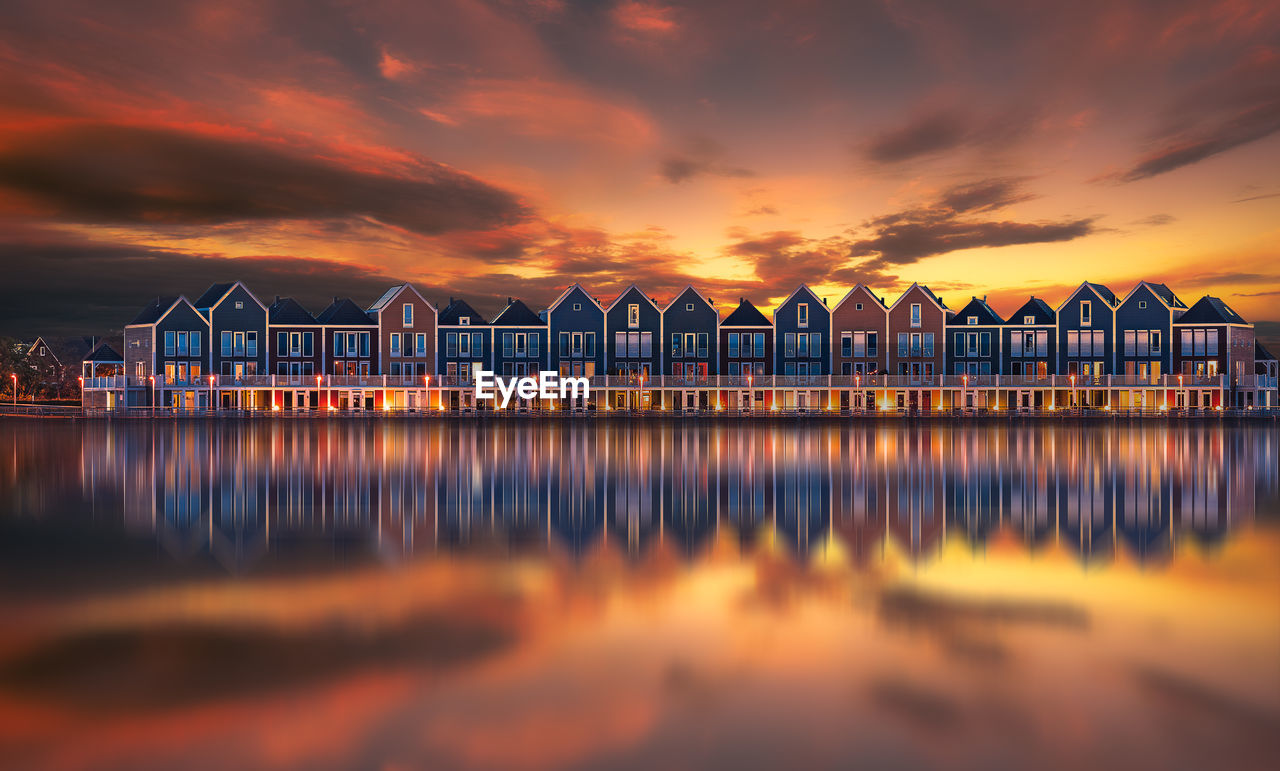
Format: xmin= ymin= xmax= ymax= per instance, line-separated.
xmin=1 ymin=0 xmax=1278 ymax=341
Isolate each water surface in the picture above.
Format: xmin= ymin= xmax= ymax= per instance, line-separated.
xmin=1 ymin=419 xmax=1277 ymax=770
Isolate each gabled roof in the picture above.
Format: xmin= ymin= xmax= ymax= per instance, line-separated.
xmin=1007 ymin=297 xmax=1055 ymax=325
xmin=949 ymin=297 xmax=1005 ymax=325
xmin=606 ymin=283 xmax=661 ymax=312
xmin=1121 ymin=280 xmax=1186 ymax=310
xmin=438 ymin=298 xmax=487 ymax=326
xmin=661 ymin=284 xmax=717 ymax=314
xmin=1257 ymin=341 xmax=1277 ymax=362
xmin=889 ymin=283 xmax=949 ymax=312
xmin=193 ymin=282 xmax=236 ymax=309
xmin=317 ymin=297 xmax=377 ymax=326
xmin=129 ymin=296 xmax=180 ymax=325
xmin=269 ymin=297 xmax=318 ymax=325
xmin=773 ymin=284 xmax=826 ymax=316
xmin=1174 ymin=296 xmax=1247 ymax=325
xmin=545 ymin=283 xmax=604 ymax=314
xmin=832 ymin=284 xmax=888 ymax=313
xmin=721 ymin=298 xmax=772 ymax=327
xmin=1057 ymin=281 xmax=1117 ymax=311
xmin=83 ymin=343 xmax=123 ymax=363
xmin=490 ymin=299 xmax=545 ymax=326
xmin=367 ymin=283 xmax=437 ymax=314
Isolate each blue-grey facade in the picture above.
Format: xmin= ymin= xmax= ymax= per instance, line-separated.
xmin=547 ymin=284 xmax=605 ymax=377
xmin=606 ymin=285 xmax=662 ymax=378
xmin=1002 ymin=297 xmax=1055 ymax=380
xmin=664 ymin=286 xmax=719 ymax=380
xmin=490 ymin=298 xmax=548 ymax=377
xmin=774 ymin=285 xmax=830 ymax=376
xmin=1057 ymin=282 xmax=1117 ymax=382
xmin=946 ymin=297 xmax=1004 ymax=377
xmin=195 ymin=282 xmax=267 ymax=383
xmin=1115 ymin=281 xmax=1185 ymax=381
xmin=437 ymin=298 xmax=491 ymax=381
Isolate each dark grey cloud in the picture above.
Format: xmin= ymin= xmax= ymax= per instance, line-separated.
xmin=939 ymin=176 xmax=1036 ymax=213
xmin=659 ymin=135 xmax=754 ymax=183
xmin=864 ymin=109 xmax=970 ymax=164
xmin=0 ymin=122 xmax=529 ymax=235
xmin=851 ymin=216 xmax=1095 ymax=270
xmin=1115 ymin=99 xmax=1280 ymax=182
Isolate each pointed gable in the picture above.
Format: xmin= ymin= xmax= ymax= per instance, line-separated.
xmin=773 ymin=284 xmax=827 ymax=319
xmin=662 ymin=285 xmax=716 ymax=314
xmin=367 ymin=283 xmax=437 ymax=315
xmin=1007 ymin=297 xmax=1055 ymax=325
xmin=438 ymin=299 xmax=487 ymax=326
xmin=1057 ymin=281 xmax=1117 ymax=312
xmin=490 ymin=299 xmax=545 ymax=326
xmin=193 ymin=282 xmax=236 ymax=310
xmin=269 ymin=297 xmax=318 ymax=325
xmin=889 ymin=283 xmax=949 ymax=312
xmin=317 ymin=298 xmax=376 ymax=325
xmin=722 ymin=298 xmax=772 ymax=327
xmin=546 ymin=283 xmax=604 ymax=314
xmin=832 ymin=284 xmax=888 ymax=313
xmin=129 ymin=296 xmax=180 ymax=325
xmin=607 ymin=283 xmax=661 ymax=312
xmin=950 ymin=297 xmax=1005 ymax=325
xmin=1176 ymin=296 xmax=1248 ymax=325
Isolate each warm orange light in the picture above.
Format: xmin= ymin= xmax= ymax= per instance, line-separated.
xmin=272 ymin=404 xmax=280 ymax=411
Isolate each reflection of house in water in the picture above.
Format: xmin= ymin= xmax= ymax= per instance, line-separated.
xmin=116 ymin=421 xmax=1250 ymax=570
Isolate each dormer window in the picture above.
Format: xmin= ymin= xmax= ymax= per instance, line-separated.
xmin=1023 ymin=315 xmax=1034 ymax=325
xmin=967 ymin=317 xmax=977 ymax=325
xmin=1080 ymin=300 xmax=1091 ymax=326
xmin=911 ymin=304 xmax=921 ymax=327
xmin=628 ymin=304 xmax=639 ymax=328
xmin=798 ymin=303 xmax=808 ymax=328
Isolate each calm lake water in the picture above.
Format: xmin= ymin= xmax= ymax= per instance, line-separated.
xmin=1 ymin=418 xmax=1278 ymax=770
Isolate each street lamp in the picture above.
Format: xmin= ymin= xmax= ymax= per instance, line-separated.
xmin=1069 ymin=373 xmax=1076 ymax=410
xmin=11 ymin=373 xmax=17 ymax=407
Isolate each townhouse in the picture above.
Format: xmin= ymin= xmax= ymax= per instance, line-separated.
xmin=83 ymin=276 xmax=1276 ymax=415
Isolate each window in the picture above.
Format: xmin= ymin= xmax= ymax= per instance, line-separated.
xmin=334 ymin=332 xmax=345 ymax=357
xmin=503 ymin=333 xmax=515 ymax=358
xmin=177 ymin=331 xmax=188 ymax=356
xmin=797 ymin=333 xmax=809 ymax=357
xmin=233 ymin=331 xmax=244 ymax=356
xmin=785 ymin=333 xmax=796 ymax=357
xmin=529 ymin=334 xmax=539 ymax=358
xmin=979 ymin=332 xmax=990 ymax=357
xmin=1151 ymin=331 xmax=1161 ymax=354
xmin=221 ymin=331 xmax=233 ymax=356
xmin=585 ymin=332 xmax=595 ymax=357
xmin=1067 ymin=330 xmax=1079 ymax=356
xmin=615 ymin=331 xmax=626 ymax=357
xmin=923 ymin=333 xmax=935 ymax=357
xmin=1124 ymin=330 xmax=1136 ymax=356
xmin=1036 ymin=331 xmax=1047 ymax=357
xmin=628 ymin=304 xmax=639 ymax=328
xmin=572 ymin=303 xmax=581 ymax=311
xmin=867 ymin=332 xmax=877 ymax=358
xmin=403 ymin=303 xmax=413 ymax=327
xmin=754 ymin=333 xmax=765 ymax=357
xmin=811 ymin=333 xmax=821 ymax=357
xmin=1023 ymin=315 xmax=1035 ymax=325
xmin=697 ymin=333 xmax=708 ymax=358
xmin=671 ymin=333 xmax=683 ymax=357
xmin=686 ymin=303 xmax=694 ymax=311
xmin=728 ymin=333 xmax=740 ymax=358
xmin=559 ymin=332 xmax=570 ymax=356
xmin=1138 ymin=300 xmax=1147 ymax=309
xmin=235 ymin=301 xmax=243 ymax=310
xmin=391 ymin=333 xmax=401 ymax=356
xmin=967 ymin=317 xmax=977 ymax=325
xmin=898 ymin=333 xmax=908 ymax=357
xmin=841 ymin=332 xmax=852 ymax=357
xmin=911 ymin=303 xmax=921 ymax=327
xmin=641 ymin=333 xmax=652 ymax=357
xmin=471 ymin=332 xmax=482 ymax=357
xmin=1092 ymin=330 xmax=1104 ymax=355
xmin=685 ymin=333 xmax=696 ymax=357
xmin=446 ymin=332 xmax=457 ymax=357
xmin=1206 ymin=331 xmax=1218 ymax=356
xmin=910 ymin=333 xmax=922 ymax=357
xmin=277 ymin=332 xmax=287 ymax=356
xmin=1080 ymin=300 xmax=1091 ymax=326
xmin=954 ymin=332 xmax=965 ymax=356
xmin=246 ymin=332 xmax=257 ymax=357
xmin=798 ymin=303 xmax=809 ymax=328
xmin=459 ymin=317 xmax=470 ymax=326
xmin=303 ymin=332 xmax=313 ymax=357
xmin=855 ymin=303 xmax=863 ymax=311
xmin=729 ymin=361 xmax=740 ymax=376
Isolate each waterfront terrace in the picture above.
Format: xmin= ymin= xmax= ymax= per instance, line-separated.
xmin=77 ymin=280 xmax=1279 ymax=416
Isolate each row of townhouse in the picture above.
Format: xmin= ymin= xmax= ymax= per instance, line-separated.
xmin=94 ymin=278 xmax=1278 ymax=412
